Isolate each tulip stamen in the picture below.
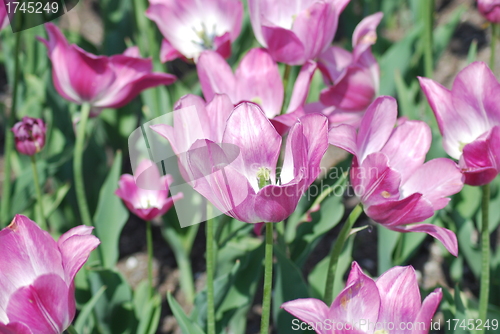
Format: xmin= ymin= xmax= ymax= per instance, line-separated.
xmin=257 ymin=167 xmax=272 ymax=189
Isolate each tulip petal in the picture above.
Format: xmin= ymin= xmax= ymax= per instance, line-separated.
xmin=7 ymin=274 xmax=72 ymax=334
xmin=328 ymin=124 xmax=357 ymax=155
xmin=261 ymin=24 xmax=305 ymax=65
xmin=461 ymin=126 xmax=500 ymax=185
xmin=58 ymin=226 xmax=100 ymax=282
xmin=222 ymin=103 xmax=282 ymax=191
xmin=235 ymin=48 xmax=284 ymax=118
xmin=401 ymin=158 xmax=464 ymax=210
xmin=412 ymin=288 xmax=442 ymax=334
xmin=0 ymin=323 xmax=33 ymax=334
xmin=318 ymin=46 xmax=353 ymax=84
xmin=205 ymin=94 xmax=235 ymax=142
xmin=281 ymin=298 xmax=331 ymax=334
xmin=286 ymin=60 xmax=317 ymax=113
xmin=197 ymin=50 xmax=237 ymax=103
xmin=356 ymin=96 xmax=398 ymax=162
xmin=375 ymin=266 xmax=421 ymax=328
xmin=352 ymin=12 xmax=383 ymax=59
xmin=159 ymin=38 xmax=183 ymax=63
xmin=330 ymin=262 xmax=380 ymax=333
xmin=388 ymin=223 xmax=458 ymax=257
xmin=0 ymin=215 xmax=64 ymax=322
xmin=382 ymin=120 xmax=432 ymax=182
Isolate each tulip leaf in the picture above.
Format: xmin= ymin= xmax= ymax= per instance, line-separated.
xmin=134 ymin=282 xmax=162 ymax=334
xmin=167 ymin=292 xmax=206 ymax=334
xmin=458 ymin=220 xmax=481 ymax=278
xmin=93 ymin=150 xmax=129 ymax=268
xmin=10 ymin=159 xmax=48 ymax=218
xmin=192 ymin=260 xmax=241 ymax=329
xmin=74 ymin=286 xmax=107 ymax=334
xmin=273 ymin=246 xmax=311 ymax=333
xmin=433 ymin=5 xmax=466 ymax=62
xmin=377 ymin=225 xmax=399 ymax=275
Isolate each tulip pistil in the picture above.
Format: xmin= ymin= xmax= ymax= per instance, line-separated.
xmin=374 ymin=330 xmax=389 ymax=334
xmin=257 ymin=167 xmax=272 ymax=189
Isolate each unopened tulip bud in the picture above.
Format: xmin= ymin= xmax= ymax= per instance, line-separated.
xmin=12 ymin=117 xmax=46 ymax=156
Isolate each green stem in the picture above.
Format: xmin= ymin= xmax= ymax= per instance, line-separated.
xmin=491 ymin=24 xmax=499 ymax=71
xmin=280 ymin=65 xmax=292 ymax=115
xmin=422 ymin=0 xmax=434 ymax=79
xmin=176 ymin=252 xmax=195 ymax=304
xmin=73 ymin=103 xmax=93 ymax=226
xmin=1 ymin=31 xmax=22 ymax=226
xmin=66 ymin=325 xmax=79 ymax=334
xmin=146 ymin=220 xmax=155 ymax=298
xmin=30 ymin=155 xmax=48 ymax=231
xmin=324 ymin=204 xmax=362 ymax=305
xmin=479 ymin=183 xmax=490 ymax=325
xmin=260 ymin=222 xmax=274 ymax=334
xmin=206 ymin=204 xmax=216 ymax=334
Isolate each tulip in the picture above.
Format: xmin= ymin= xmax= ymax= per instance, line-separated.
xmin=329 ymin=96 xmax=463 ymax=256
xmin=146 ymin=0 xmax=243 ymax=62
xmin=161 ymin=102 xmax=329 ymax=224
xmin=115 ymin=160 xmax=183 ymax=221
xmin=150 ymin=93 xmax=234 ymax=182
xmin=248 ymin=0 xmax=350 ymax=65
xmin=12 ymin=117 xmax=46 ymax=156
xmin=197 ymin=48 xmax=317 ymax=119
xmin=419 ymin=61 xmax=500 ymax=186
xmin=282 ymin=261 xmax=443 ymax=334
xmin=38 ymin=23 xmax=176 ymax=113
xmin=0 ymin=214 xmax=100 ymax=334
xmin=0 ymin=1 xmax=9 ymax=31
xmin=318 ymin=12 xmax=382 ymax=114
xmin=478 ymin=0 xmax=500 ymax=23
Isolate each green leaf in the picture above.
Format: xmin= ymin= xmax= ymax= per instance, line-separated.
xmin=93 ymin=150 xmax=129 ymax=268
xmin=74 ymin=286 xmax=107 ymax=334
xmin=135 ymin=282 xmax=162 ymax=334
xmin=433 ymin=6 xmax=466 ymax=62
xmin=167 ymin=292 xmax=206 ymax=334
xmin=377 ymin=225 xmax=399 ymax=275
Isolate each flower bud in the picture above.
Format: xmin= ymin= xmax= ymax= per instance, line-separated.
xmin=12 ymin=117 xmax=46 ymax=156
xmin=478 ymin=0 xmax=500 ymax=24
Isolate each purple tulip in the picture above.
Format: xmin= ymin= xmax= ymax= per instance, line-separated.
xmin=153 ymin=101 xmax=328 ymax=224
xmin=38 ymin=23 xmax=176 ymax=113
xmin=318 ymin=12 xmax=382 ymax=115
xmin=419 ymin=62 xmax=500 ymax=186
xmin=329 ymin=96 xmax=463 ymax=256
xmin=115 ymin=160 xmax=183 ymax=221
xmin=282 ymin=261 xmax=443 ymax=334
xmin=0 ymin=215 xmax=100 ymax=334
xmin=197 ymin=48 xmax=317 ymax=120
xmin=12 ymin=117 xmax=46 ymax=156
xmin=0 ymin=1 xmax=9 ymax=31
xmin=248 ymin=0 xmax=350 ymax=65
xmin=146 ymin=0 xmax=243 ymax=62
xmin=478 ymin=0 xmax=500 ymax=23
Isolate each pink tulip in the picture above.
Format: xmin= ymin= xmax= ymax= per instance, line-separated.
xmin=0 ymin=215 xmax=100 ymax=334
xmin=478 ymin=0 xmax=500 ymax=23
xmin=115 ymin=160 xmax=183 ymax=221
xmin=248 ymin=0 xmax=350 ymax=65
xmin=318 ymin=12 xmax=382 ymax=113
xmin=187 ymin=103 xmax=327 ymax=223
xmin=282 ymin=261 xmax=443 ymax=334
xmin=146 ymin=0 xmax=243 ymax=62
xmin=0 ymin=1 xmax=9 ymax=31
xmin=419 ymin=62 xmax=500 ymax=186
xmin=197 ymin=48 xmax=317 ymax=119
xmin=38 ymin=23 xmax=176 ymax=113
xmin=329 ymin=96 xmax=463 ymax=256
xmin=150 ymin=93 xmax=234 ymax=181
xmin=12 ymin=117 xmax=46 ymax=156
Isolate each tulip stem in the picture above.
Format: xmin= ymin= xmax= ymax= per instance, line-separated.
xmin=324 ymin=204 xmax=362 ymax=305
xmin=30 ymin=155 xmax=48 ymax=231
xmin=73 ymin=102 xmax=93 ymax=227
xmin=479 ymin=183 xmax=490 ymax=326
xmin=260 ymin=222 xmax=274 ymax=334
xmin=66 ymin=325 xmax=79 ymax=334
xmin=1 ymin=31 xmax=22 ymax=227
xmin=206 ymin=204 xmax=216 ymax=334
xmin=490 ymin=24 xmax=499 ymax=71
xmin=281 ymin=65 xmax=292 ymax=115
xmin=422 ymin=0 xmax=434 ymax=79
xmin=146 ymin=220 xmax=154 ymax=298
